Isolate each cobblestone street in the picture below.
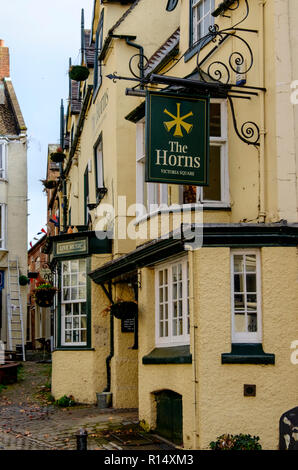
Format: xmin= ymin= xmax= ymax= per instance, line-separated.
xmin=0 ymin=362 xmax=172 ymax=451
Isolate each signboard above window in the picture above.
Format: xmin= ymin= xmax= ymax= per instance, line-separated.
xmin=145 ymin=92 xmax=209 ymax=186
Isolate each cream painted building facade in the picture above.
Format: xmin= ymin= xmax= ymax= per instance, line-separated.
xmin=0 ymin=40 xmax=28 ymax=356
xmin=46 ymin=0 xmax=297 ymax=450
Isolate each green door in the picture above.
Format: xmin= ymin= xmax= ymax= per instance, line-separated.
xmin=155 ymin=390 xmax=183 ymax=445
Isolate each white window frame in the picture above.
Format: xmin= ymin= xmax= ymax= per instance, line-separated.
xmin=179 ymin=99 xmax=229 ymax=207
xmin=95 ymin=139 xmax=104 ymax=189
xmin=192 ymin=0 xmax=215 ymax=46
xmin=155 ymin=256 xmax=190 ymax=347
xmin=136 ymin=119 xmax=168 ymax=218
xmin=0 ymin=141 xmax=7 ymax=180
xmin=198 ymin=99 xmax=229 ymax=206
xmin=0 ymin=204 xmax=7 ymax=250
xmin=231 ymin=249 xmax=262 ymax=344
xmin=61 ymin=259 xmax=87 ymax=347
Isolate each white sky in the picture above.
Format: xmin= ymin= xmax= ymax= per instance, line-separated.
xmin=0 ymin=0 xmax=93 ymax=247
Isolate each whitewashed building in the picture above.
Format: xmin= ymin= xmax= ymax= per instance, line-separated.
xmin=0 ymin=40 xmax=27 ymax=359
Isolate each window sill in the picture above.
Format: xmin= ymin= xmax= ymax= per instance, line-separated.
xmin=53 ymin=347 xmax=94 ymax=352
xmin=134 ymin=203 xmax=231 ymax=225
xmin=142 ymin=345 xmax=192 ymax=365
xmin=221 ymin=344 xmax=275 ymax=365
xmin=184 ymin=35 xmax=214 ymax=63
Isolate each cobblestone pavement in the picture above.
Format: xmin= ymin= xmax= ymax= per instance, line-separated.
xmin=0 ymin=362 xmax=173 ymax=451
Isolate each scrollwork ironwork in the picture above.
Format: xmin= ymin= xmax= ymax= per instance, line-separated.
xmin=228 ymin=96 xmax=260 ymax=146
xmin=196 ymin=0 xmax=255 ymax=85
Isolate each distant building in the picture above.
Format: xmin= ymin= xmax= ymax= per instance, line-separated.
xmin=0 ymin=39 xmax=27 ymax=358
xmin=27 ymin=235 xmax=52 ymax=351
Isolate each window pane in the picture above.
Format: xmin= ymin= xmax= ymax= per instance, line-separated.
xmin=70 ymin=260 xmax=78 ymax=272
xmin=210 ymin=103 xmax=221 ymax=137
xmin=235 ymin=312 xmax=246 ymax=332
xmin=73 ymin=303 xmax=80 ymax=315
xmin=159 ymin=304 xmax=164 ymax=321
xmin=246 ymin=274 xmax=256 ymax=293
xmin=246 ymin=255 xmax=256 ymax=272
xmin=234 ymin=274 xmax=244 ymax=293
xmin=63 ymin=275 xmax=70 ymax=287
xmin=79 ymin=259 xmax=86 ymax=272
xmin=234 ymin=255 xmax=244 ymax=272
xmin=248 ymin=313 xmax=257 ymax=332
xmin=65 ymin=303 xmax=72 ymax=315
xmin=71 ymin=287 xmax=78 ymax=301
xmin=183 ymin=185 xmax=197 ymax=204
xmin=81 ymin=330 xmax=87 ymax=343
xmin=247 ymin=294 xmax=257 ymax=310
xmin=234 ymin=294 xmax=244 ymax=311
xmin=63 ymin=288 xmax=70 ymax=301
xmin=62 ymin=262 xmax=69 ymax=274
xmin=79 ymin=287 xmax=86 ymax=299
xmin=73 ymin=330 xmax=80 ymax=342
xmin=81 ymin=317 xmax=87 ymax=329
xmin=71 ymin=274 xmax=78 ymax=286
xmin=65 ymin=332 xmax=72 ymax=343
xmin=203 ymin=146 xmax=221 ymax=201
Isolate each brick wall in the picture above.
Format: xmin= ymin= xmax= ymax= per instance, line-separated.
xmin=0 ymin=41 xmax=10 ymax=79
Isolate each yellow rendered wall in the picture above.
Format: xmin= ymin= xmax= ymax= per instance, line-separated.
xmin=138 ymin=265 xmax=194 ymax=449
xmin=52 ymin=254 xmax=111 ymax=404
xmin=194 ymin=246 xmax=298 ymax=450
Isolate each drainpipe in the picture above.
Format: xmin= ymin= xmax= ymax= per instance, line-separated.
xmin=101 ymin=281 xmax=114 ymax=393
xmin=109 ymin=34 xmax=145 ymax=87
xmin=59 ymin=99 xmax=67 ymax=232
xmin=258 ymin=0 xmax=266 ymax=223
xmin=190 ymin=250 xmax=199 ymax=449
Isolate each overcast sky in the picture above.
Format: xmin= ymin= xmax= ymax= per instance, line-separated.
xmin=0 ymin=0 xmax=93 ymax=247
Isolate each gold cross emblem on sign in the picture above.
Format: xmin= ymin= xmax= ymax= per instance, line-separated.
xmin=163 ymin=103 xmax=194 ymax=137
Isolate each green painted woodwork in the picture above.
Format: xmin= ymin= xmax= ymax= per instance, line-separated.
xmin=142 ymin=345 xmax=192 ymax=364
xmin=221 ymin=343 xmax=275 ymax=364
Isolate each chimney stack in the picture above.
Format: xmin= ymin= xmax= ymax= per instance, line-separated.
xmin=0 ymin=40 xmax=10 ymax=79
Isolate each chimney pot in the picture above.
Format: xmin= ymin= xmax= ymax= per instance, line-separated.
xmin=0 ymin=40 xmax=4 ymax=47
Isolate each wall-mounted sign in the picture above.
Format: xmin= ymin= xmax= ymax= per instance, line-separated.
xmin=55 ymin=238 xmax=88 ymax=257
xmin=145 ymin=92 xmax=209 ymax=186
xmin=121 ymin=317 xmax=135 ymax=333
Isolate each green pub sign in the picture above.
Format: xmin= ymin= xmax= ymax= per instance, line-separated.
xmin=145 ymin=92 xmax=209 ymax=186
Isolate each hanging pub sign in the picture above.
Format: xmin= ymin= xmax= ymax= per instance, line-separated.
xmin=145 ymin=91 xmax=209 ymax=186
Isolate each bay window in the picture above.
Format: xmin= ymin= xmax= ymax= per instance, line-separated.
xmin=181 ymin=99 xmax=229 ymax=206
xmin=61 ymin=259 xmax=87 ymax=346
xmin=136 ymin=119 xmax=168 ymax=217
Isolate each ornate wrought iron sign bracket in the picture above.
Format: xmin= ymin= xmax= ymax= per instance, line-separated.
xmin=107 ymin=0 xmax=264 ymax=147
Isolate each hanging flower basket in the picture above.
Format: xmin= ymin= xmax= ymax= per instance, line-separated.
xmin=50 ymin=147 xmax=65 ymax=163
xmin=69 ymin=65 xmax=89 ymax=82
xmin=41 ymin=179 xmax=57 ymax=190
xmin=110 ymin=301 xmax=138 ymax=320
xmin=19 ymin=275 xmax=29 ymax=286
xmin=33 ymin=283 xmax=57 ymax=308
